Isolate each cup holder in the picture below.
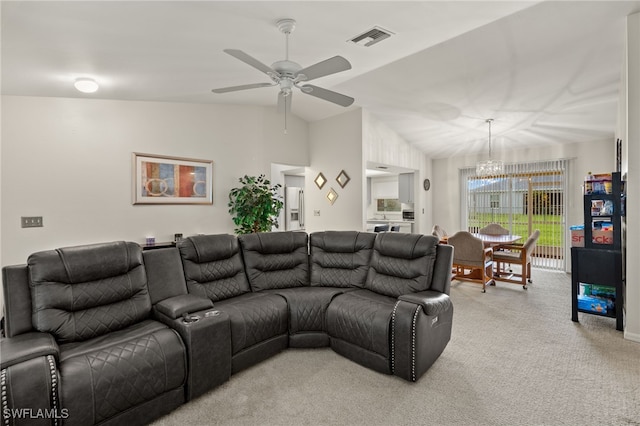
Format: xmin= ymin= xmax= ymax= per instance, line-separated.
xmin=182 ymin=314 xmax=200 ymax=324
xmin=205 ymin=310 xmax=220 ymax=317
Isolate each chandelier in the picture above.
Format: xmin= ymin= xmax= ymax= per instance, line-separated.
xmin=476 ymin=118 xmax=504 ymax=176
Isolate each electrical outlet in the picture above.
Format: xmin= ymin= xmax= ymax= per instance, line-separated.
xmin=314 ymin=210 xmax=321 ymax=216
xmin=21 ymin=216 xmax=43 ymax=228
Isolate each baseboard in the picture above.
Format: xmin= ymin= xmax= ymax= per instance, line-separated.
xmin=623 ymin=330 xmax=640 ymax=343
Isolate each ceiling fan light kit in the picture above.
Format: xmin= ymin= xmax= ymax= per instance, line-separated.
xmin=212 ymin=18 xmax=355 ymax=130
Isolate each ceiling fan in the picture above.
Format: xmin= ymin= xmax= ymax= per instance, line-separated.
xmin=212 ymin=18 xmax=354 ymax=114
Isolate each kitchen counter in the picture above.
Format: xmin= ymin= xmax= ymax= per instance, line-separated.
xmin=366 ymin=219 xmax=414 ymax=233
xmin=366 ymin=219 xmax=414 ymax=224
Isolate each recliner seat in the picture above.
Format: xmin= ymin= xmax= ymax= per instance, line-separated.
xmin=23 ymin=241 xmax=186 ymax=426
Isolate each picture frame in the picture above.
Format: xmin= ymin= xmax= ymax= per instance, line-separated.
xmin=336 ymin=170 xmax=350 ymax=188
xmin=132 ymin=152 xmax=213 ymax=205
xmin=314 ymin=172 xmax=327 ymax=190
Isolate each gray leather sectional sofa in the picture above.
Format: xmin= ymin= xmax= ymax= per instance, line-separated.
xmin=1 ymin=230 xmax=454 ymax=425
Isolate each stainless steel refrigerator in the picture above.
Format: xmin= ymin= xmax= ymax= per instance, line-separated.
xmin=285 ymin=186 xmax=305 ymax=231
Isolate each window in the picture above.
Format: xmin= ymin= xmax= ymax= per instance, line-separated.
xmin=460 ymin=160 xmax=569 ymax=271
xmin=490 ymin=194 xmax=500 ymax=209
xmin=376 ymin=198 xmax=401 ymax=212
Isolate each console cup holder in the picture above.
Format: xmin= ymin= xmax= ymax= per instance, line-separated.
xmin=182 ymin=314 xmax=200 ymax=324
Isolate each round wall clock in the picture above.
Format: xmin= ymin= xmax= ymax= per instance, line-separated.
xmin=423 ymin=179 xmax=431 ymax=191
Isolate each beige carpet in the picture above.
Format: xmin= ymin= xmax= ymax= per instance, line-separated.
xmin=152 ymin=269 xmax=640 ymax=426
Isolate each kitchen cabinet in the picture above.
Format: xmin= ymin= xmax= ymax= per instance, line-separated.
xmin=398 ymin=173 xmax=415 ymax=203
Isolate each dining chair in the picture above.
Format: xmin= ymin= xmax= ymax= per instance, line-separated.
xmin=390 ymin=225 xmax=400 ymax=232
xmin=493 ymin=229 xmax=540 ymax=289
xmin=479 ymin=223 xmax=509 ymax=235
xmin=374 ymin=224 xmax=389 ymax=233
xmin=447 ymin=231 xmax=494 ymax=293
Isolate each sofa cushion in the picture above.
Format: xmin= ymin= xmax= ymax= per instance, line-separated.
xmin=58 ymin=320 xmax=186 ymax=425
xmin=309 ymin=231 xmax=375 ymax=288
xmin=268 ymin=287 xmax=347 ymax=333
xmin=28 ymin=241 xmax=151 ymax=343
xmin=364 ymin=233 xmax=439 ymax=298
xmin=326 ymin=289 xmax=396 ymax=358
xmin=178 ymin=234 xmax=251 ymax=302
xmin=213 ymin=292 xmax=288 ymax=355
xmin=238 ymin=231 xmax=309 ymax=291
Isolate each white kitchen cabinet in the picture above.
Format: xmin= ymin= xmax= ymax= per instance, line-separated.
xmin=398 ymin=173 xmax=415 ymax=203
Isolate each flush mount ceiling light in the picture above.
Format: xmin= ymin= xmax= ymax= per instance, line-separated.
xmin=74 ymin=78 xmax=99 ymax=93
xmin=476 ymin=118 xmax=504 ymax=177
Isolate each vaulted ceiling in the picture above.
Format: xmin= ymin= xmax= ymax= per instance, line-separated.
xmin=2 ymin=1 xmax=639 ymax=158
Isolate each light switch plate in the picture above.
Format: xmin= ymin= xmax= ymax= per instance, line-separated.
xmin=21 ymin=216 xmax=43 ymax=228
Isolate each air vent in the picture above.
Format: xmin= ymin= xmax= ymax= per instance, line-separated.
xmin=349 ymin=26 xmax=394 ymax=47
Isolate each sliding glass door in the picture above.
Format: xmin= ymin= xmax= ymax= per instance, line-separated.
xmin=461 ymin=160 xmax=569 ymax=270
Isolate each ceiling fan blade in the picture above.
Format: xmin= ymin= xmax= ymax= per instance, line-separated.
xmin=300 ymin=84 xmax=354 ymax=107
xmin=297 ymin=56 xmax=352 ymax=82
xmin=212 ymin=82 xmax=275 ymax=94
xmin=277 ymin=92 xmax=292 ymax=114
xmin=224 ymin=49 xmax=276 ymax=76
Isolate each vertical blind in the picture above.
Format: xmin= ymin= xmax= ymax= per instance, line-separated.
xmin=460 ymin=159 xmax=570 ymax=270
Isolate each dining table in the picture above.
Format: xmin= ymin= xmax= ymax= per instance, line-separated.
xmin=471 ymin=233 xmax=522 ymax=247
xmin=439 ymin=233 xmax=522 ymax=247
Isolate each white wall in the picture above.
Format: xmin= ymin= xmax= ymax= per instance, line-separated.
xmin=0 ymin=96 xmax=308 ymax=266
xmin=305 ymin=109 xmax=363 ymax=233
xmin=362 ymin=110 xmax=430 ymax=233
xmin=622 ymin=12 xmax=640 ymax=343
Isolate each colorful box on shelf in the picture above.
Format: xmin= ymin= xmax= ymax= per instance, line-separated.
xmin=584 ymin=172 xmax=612 ymax=195
xmin=570 ymin=225 xmax=614 ymax=247
xmin=577 ymin=295 xmax=613 ymax=314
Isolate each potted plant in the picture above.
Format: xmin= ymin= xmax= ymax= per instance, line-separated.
xmin=228 ymin=174 xmax=284 ymax=234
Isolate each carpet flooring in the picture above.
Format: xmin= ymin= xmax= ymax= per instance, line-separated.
xmin=152 ymin=269 xmax=640 ymax=426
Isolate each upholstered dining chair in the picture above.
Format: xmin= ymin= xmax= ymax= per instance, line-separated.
xmin=390 ymin=225 xmax=400 ymax=232
xmin=479 ymin=223 xmax=510 ymax=235
xmin=431 ymin=224 xmax=448 ymax=241
xmin=493 ymin=229 xmax=540 ymax=289
xmin=447 ymin=231 xmax=494 ymax=293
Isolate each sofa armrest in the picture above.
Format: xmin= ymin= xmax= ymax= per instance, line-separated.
xmin=392 ymin=293 xmax=453 ymax=382
xmin=398 ymin=291 xmax=451 ymax=317
xmin=1 ymin=331 xmax=59 ymax=369
xmin=153 ymin=306 xmax=231 ymax=400
xmin=154 ymin=294 xmax=214 ymax=319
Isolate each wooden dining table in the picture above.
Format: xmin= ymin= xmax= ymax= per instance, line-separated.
xmin=471 ymin=233 xmax=522 ymax=247
xmin=439 ymin=233 xmax=522 ymax=247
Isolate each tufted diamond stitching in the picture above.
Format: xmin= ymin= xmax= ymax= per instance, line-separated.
xmin=295 ymin=302 xmax=324 ymax=331
xmin=85 ymin=334 xmax=167 ymax=422
xmin=321 ymin=252 xmax=354 ymax=269
xmin=200 ymin=258 xmax=236 ymax=281
xmin=73 ymin=275 xmax=133 ymax=308
xmin=330 ymin=295 xmax=389 ymax=353
xmin=228 ymin=297 xmax=285 ymax=353
xmin=74 ymin=299 xmax=140 ymax=340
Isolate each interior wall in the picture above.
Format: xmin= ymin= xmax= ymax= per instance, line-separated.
xmin=305 ymin=109 xmax=363 ymax=233
xmin=623 ymin=12 xmax=639 ymax=343
xmin=362 ymin=110 xmax=430 ymax=233
xmin=0 ymin=96 xmax=308 ymax=266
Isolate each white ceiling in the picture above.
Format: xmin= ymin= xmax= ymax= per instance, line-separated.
xmin=2 ymin=1 xmax=639 ymax=159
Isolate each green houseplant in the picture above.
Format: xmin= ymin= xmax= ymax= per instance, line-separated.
xmin=228 ymin=174 xmax=284 ymax=234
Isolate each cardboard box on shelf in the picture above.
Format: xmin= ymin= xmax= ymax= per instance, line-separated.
xmin=570 ymin=227 xmax=614 ymax=247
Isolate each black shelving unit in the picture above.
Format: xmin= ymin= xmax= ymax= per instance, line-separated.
xmin=571 ymin=172 xmax=625 ymax=331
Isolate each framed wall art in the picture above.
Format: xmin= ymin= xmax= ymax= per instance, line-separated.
xmin=132 ymin=152 xmax=213 ymax=204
